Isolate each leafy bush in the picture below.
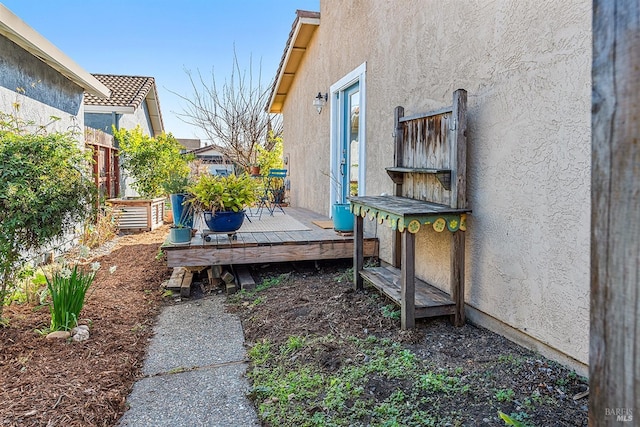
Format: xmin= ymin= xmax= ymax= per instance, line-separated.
xmin=255 ymin=131 xmax=284 ymax=175
xmin=188 ymin=173 xmax=259 ymax=213
xmin=0 ymin=114 xmax=95 ymax=320
xmin=114 ymin=126 xmax=193 ymax=198
xmin=46 ymin=264 xmax=96 ymax=331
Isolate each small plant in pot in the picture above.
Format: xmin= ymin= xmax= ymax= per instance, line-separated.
xmin=164 ymin=174 xmax=195 ymax=229
xmin=187 ymin=173 xmax=259 ymax=233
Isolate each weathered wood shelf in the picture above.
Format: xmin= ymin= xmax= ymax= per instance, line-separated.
xmin=386 ymin=167 xmax=451 ymax=190
xmin=361 ymin=266 xmax=456 ymax=318
xmin=353 ymin=89 xmax=469 ymax=330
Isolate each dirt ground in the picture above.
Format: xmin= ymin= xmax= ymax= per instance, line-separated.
xmin=1 ymin=227 xmax=589 ymax=426
xmin=0 ymin=226 xmax=171 ymax=427
xmin=231 ymin=261 xmax=589 ymax=426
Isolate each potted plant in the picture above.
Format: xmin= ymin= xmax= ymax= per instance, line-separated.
xmin=164 ymin=174 xmax=194 ymax=229
xmin=187 ymin=173 xmax=259 ymax=233
xmin=249 ymin=163 xmax=261 ymax=176
xmin=323 ymin=170 xmax=355 ymax=232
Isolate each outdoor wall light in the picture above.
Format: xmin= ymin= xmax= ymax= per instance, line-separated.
xmin=313 ymin=92 xmax=328 ymax=114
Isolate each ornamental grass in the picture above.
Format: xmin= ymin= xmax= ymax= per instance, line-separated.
xmin=46 ymin=265 xmax=95 ymax=331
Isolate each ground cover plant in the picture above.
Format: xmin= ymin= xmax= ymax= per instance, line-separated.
xmin=230 ymin=261 xmax=589 ymax=427
xmin=1 ymin=227 xmax=588 ymax=426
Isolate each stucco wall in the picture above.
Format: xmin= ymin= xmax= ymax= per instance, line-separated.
xmin=0 ymin=34 xmax=84 ymax=134
xmin=281 ymin=0 xmax=591 ymax=367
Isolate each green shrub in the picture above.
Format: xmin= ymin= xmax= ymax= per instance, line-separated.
xmin=0 ymin=113 xmax=95 ymax=320
xmin=114 ymin=126 xmax=192 ymax=198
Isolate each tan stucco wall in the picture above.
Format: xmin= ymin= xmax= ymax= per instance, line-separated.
xmin=281 ymin=0 xmax=591 ymax=367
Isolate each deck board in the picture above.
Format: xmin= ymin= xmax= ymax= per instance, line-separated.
xmin=163 ymin=207 xmax=378 ymax=267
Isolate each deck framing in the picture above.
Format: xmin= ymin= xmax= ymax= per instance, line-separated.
xmin=163 ymin=207 xmax=378 ymax=268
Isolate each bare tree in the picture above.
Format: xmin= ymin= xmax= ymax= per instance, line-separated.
xmin=172 ymin=50 xmax=282 ymax=170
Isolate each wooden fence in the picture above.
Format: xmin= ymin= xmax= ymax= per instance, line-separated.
xmin=85 ymin=127 xmax=119 ymax=200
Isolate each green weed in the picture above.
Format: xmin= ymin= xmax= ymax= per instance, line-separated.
xmin=281 ymin=335 xmax=306 ymax=354
xmin=417 ymin=370 xmax=469 ymax=395
xmin=256 ymin=273 xmax=290 ymax=292
xmin=249 ymin=339 xmax=272 ymax=365
xmin=495 ymin=388 xmax=516 ymax=402
xmin=381 ymin=304 xmax=400 ymax=319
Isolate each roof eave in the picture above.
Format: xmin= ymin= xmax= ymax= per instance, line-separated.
xmin=144 ymin=81 xmax=164 ymax=136
xmin=267 ymin=12 xmax=320 ymax=114
xmin=84 ymin=105 xmax=135 ymax=114
xmin=0 ymin=5 xmax=110 ymax=98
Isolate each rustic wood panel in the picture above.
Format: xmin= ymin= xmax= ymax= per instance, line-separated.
xmin=401 ymin=112 xmax=452 ymax=206
xmin=590 ymin=1 xmax=640 ymax=422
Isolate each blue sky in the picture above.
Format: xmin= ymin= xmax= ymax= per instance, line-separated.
xmin=1 ymin=0 xmax=319 ymax=140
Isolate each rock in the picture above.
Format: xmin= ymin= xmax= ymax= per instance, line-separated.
xmin=73 ymin=324 xmax=90 ymax=332
xmin=71 ymin=327 xmax=90 ymax=342
xmin=46 ymin=331 xmax=71 ymax=340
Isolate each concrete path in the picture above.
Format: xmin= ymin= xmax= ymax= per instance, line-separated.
xmin=118 ymin=295 xmax=260 ymax=427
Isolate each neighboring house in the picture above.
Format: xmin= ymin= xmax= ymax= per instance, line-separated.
xmin=188 ymin=144 xmax=235 ymax=176
xmin=268 ymin=1 xmax=591 ymax=374
xmin=178 ymin=138 xmax=202 ymax=152
xmin=0 ymin=4 xmax=109 ymax=136
xmin=84 ymin=74 xmax=163 ymax=137
xmin=84 ymin=74 xmax=165 ymax=197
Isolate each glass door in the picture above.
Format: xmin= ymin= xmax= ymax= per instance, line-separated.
xmin=338 ymin=82 xmax=360 ymax=203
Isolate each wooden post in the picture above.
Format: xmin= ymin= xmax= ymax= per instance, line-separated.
xmin=450 ymin=231 xmax=465 ymax=326
xmin=354 ymin=213 xmax=364 ymax=290
xmin=400 ymin=230 xmax=415 ymax=330
xmin=450 ymin=89 xmax=468 ymax=326
xmin=590 ymin=0 xmax=640 ymax=423
xmin=450 ymin=89 xmax=467 ymax=210
xmin=392 ymin=106 xmax=404 ymax=268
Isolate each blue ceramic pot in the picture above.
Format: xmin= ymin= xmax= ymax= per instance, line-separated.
xmin=203 ymin=210 xmax=245 ymax=232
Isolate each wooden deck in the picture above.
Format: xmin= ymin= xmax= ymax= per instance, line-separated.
xmin=162 ymin=207 xmax=379 ymax=268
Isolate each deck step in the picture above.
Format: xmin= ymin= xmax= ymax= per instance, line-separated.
xmin=166 ymin=267 xmax=186 ymax=291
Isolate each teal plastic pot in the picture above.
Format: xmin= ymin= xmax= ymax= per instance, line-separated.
xmin=170 ymin=193 xmax=193 ymax=228
xmin=332 ymin=203 xmax=354 ymax=232
xmin=169 ymin=227 xmax=192 ymax=244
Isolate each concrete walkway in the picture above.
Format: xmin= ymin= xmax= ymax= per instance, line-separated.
xmin=118 ymin=295 xmax=260 ymax=427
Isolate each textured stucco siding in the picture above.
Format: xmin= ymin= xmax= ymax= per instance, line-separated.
xmin=118 ymin=101 xmax=153 ymax=136
xmin=0 ymin=34 xmax=84 ymax=134
xmin=281 ymin=0 xmax=591 ymax=366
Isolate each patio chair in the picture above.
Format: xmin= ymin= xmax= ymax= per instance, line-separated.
xmin=256 ymin=169 xmax=287 ymax=217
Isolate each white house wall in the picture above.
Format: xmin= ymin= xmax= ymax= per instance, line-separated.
xmin=281 ymin=0 xmax=591 ymax=369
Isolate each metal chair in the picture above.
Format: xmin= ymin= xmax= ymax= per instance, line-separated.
xmin=256 ymin=169 xmax=287 ymax=217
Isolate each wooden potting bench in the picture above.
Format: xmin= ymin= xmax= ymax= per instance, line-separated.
xmin=352 ymin=89 xmax=471 ymax=329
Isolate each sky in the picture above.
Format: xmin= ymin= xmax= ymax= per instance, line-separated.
xmin=1 ymin=0 xmax=320 ymax=140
